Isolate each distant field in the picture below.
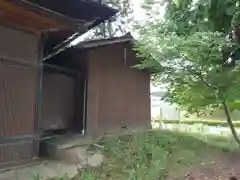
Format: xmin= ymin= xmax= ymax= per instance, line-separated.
xmin=160 ymin=119 xmax=240 ymax=127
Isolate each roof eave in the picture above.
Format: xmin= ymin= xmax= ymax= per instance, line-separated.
xmin=76 ymin=33 xmax=134 ymax=49
xmin=10 ymin=0 xmax=91 ymax=32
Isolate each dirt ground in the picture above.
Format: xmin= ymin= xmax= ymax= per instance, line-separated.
xmin=173 ymin=151 xmax=240 ymax=180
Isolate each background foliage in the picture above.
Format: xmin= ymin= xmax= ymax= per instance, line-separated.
xmin=135 ymin=0 xmax=240 ymax=144
xmin=86 ymin=0 xmax=133 ymax=39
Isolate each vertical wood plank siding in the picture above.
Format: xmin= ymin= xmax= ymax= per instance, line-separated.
xmin=85 ymin=42 xmax=151 ymax=135
xmin=0 ymin=26 xmax=39 ymax=168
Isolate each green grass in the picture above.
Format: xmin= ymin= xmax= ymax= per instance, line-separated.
xmin=161 ymin=119 xmax=240 ymax=127
xmin=71 ymin=130 xmax=237 ymax=180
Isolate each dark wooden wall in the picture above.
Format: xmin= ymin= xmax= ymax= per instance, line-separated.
xmin=41 ymin=49 xmax=87 ymax=133
xmin=85 ymin=42 xmax=151 ymax=135
xmin=41 ymin=72 xmax=75 ymax=131
xmin=0 ymin=26 xmax=40 ymax=168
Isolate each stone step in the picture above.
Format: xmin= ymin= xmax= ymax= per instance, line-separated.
xmin=41 ymin=134 xmax=93 ymax=150
xmin=40 ymin=135 xmax=104 ymax=165
xmin=0 ymin=160 xmax=80 ymax=180
xmin=0 ymin=135 xmax=105 ymax=180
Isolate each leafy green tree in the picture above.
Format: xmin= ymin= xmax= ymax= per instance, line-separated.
xmin=135 ymin=0 xmax=240 ymax=145
xmin=88 ymin=0 xmax=133 ymax=39
xmin=138 ymin=0 xmax=240 ymax=38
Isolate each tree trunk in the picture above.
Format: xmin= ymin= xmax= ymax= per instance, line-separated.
xmin=222 ymin=101 xmax=240 ymax=146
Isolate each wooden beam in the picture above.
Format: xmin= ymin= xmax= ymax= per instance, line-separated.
xmin=44 ymin=63 xmax=81 ymax=76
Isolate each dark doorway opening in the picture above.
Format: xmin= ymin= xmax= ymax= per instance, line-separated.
xmin=41 ymin=48 xmax=87 ymax=138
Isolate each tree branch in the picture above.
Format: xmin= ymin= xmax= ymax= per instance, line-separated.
xmin=185 ymin=66 xmax=218 ymax=90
